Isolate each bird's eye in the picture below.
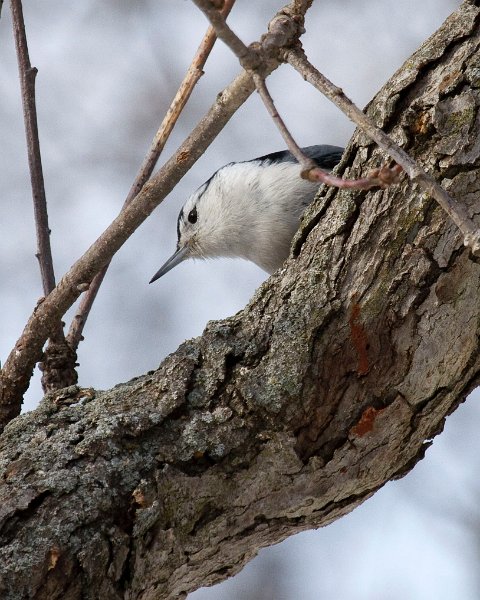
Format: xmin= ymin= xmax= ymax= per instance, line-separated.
xmin=187 ymin=207 xmax=198 ymax=224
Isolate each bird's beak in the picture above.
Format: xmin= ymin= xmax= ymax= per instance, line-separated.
xmin=149 ymin=245 xmax=190 ymax=283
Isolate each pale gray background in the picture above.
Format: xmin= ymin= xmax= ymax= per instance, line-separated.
xmin=1 ymin=1 xmax=478 ymax=598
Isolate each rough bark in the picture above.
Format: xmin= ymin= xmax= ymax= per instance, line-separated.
xmin=2 ymin=2 xmax=480 ymax=598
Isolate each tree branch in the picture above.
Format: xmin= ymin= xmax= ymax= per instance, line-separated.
xmin=10 ymin=0 xmax=55 ymax=298
xmin=0 ymin=0 xmax=310 ymax=429
xmin=1 ymin=3 xmax=479 ymax=597
xmin=10 ymin=0 xmax=78 ymax=394
xmin=252 ymin=72 xmax=403 ymax=189
xmin=192 ymin=0 xmax=260 ymax=69
xmin=66 ymin=0 xmax=237 ymax=350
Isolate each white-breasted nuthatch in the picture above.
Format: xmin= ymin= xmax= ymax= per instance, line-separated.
xmin=150 ymin=144 xmax=344 ymax=282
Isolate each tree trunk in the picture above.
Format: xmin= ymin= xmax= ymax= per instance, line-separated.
xmin=1 ymin=2 xmax=480 ymax=598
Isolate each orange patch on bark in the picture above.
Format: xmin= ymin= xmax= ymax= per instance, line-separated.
xmin=349 ymin=300 xmax=370 ymax=375
xmin=350 ymin=406 xmax=383 ymax=437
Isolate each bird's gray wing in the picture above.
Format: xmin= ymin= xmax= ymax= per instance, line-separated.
xmin=253 ymin=144 xmax=344 ymax=170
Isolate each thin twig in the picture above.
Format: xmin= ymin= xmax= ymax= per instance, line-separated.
xmin=307 ymin=164 xmax=403 ymax=190
xmin=252 ymin=73 xmax=402 ymax=189
xmin=252 ymin=73 xmax=314 ymax=168
xmin=285 ymin=48 xmax=480 ymax=254
xmin=10 ymin=0 xmax=77 ymax=395
xmin=66 ymin=0 xmax=237 ymax=349
xmin=258 ymin=72 xmax=402 ymax=189
xmin=0 ymin=0 xmax=311 ymax=428
xmin=199 ymin=3 xmax=401 ymax=192
xmin=126 ymin=0 xmax=235 ymax=204
xmin=192 ymin=0 xmax=259 ymax=70
xmin=10 ymin=0 xmax=57 ymax=299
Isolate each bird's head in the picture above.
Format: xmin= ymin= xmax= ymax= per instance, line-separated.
xmin=149 ymin=165 xmax=250 ymax=282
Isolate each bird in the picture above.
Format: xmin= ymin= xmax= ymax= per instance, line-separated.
xmin=150 ymin=144 xmax=344 ymax=283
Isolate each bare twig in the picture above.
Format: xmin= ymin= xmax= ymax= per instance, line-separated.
xmin=192 ymin=2 xmax=480 ymax=251
xmin=126 ymin=0 xmax=236 ymax=204
xmin=10 ymin=0 xmax=78 ymax=393
xmin=0 ymin=0 xmax=311 ymax=428
xmin=252 ymin=73 xmax=313 ymax=166
xmin=67 ymin=0 xmax=237 ymax=350
xmin=308 ymin=163 xmax=403 ymax=190
xmin=192 ymin=0 xmax=259 ymax=70
xmin=10 ymin=0 xmax=57 ymax=299
xmin=253 ymin=73 xmax=402 ymax=189
xmin=198 ymin=3 xmax=401 ymax=192
xmin=285 ymin=48 xmax=480 ymax=254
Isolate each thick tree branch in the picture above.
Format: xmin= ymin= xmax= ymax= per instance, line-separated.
xmin=0 ymin=3 xmax=479 ymax=598
xmin=66 ymin=0 xmax=237 ymax=350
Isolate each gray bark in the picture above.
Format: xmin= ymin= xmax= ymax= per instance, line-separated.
xmin=2 ymin=2 xmax=480 ymax=598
